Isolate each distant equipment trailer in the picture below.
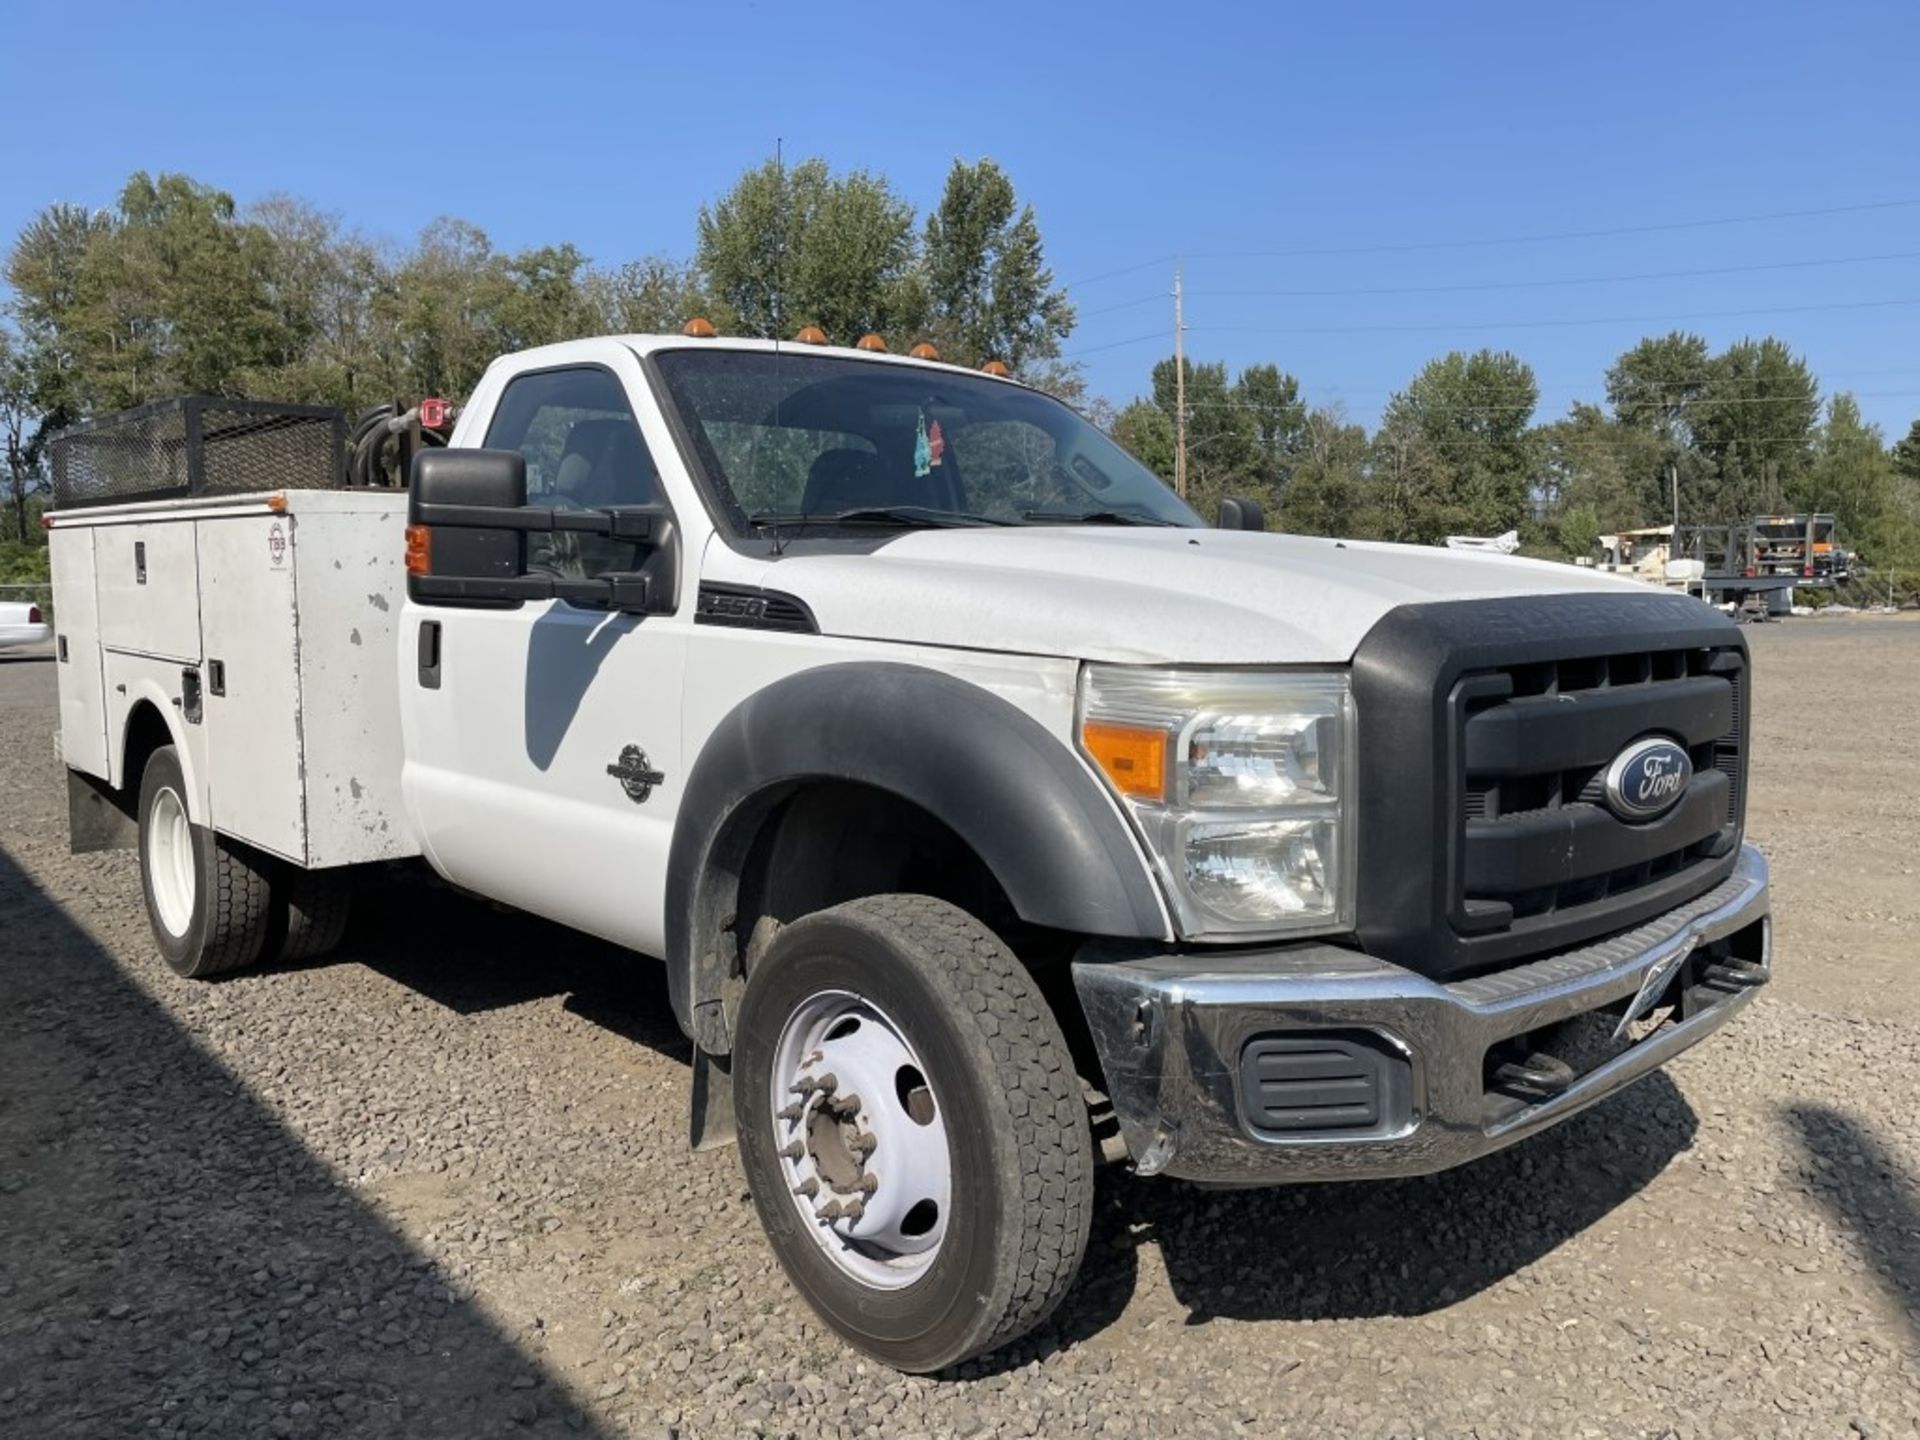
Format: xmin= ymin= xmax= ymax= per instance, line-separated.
xmin=1587 ymin=515 xmax=1850 ymax=618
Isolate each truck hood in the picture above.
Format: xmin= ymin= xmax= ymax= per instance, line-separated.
xmin=730 ymin=527 xmax=1655 ymax=665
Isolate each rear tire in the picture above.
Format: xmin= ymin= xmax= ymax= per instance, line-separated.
xmin=733 ymin=895 xmax=1093 ymax=1373
xmin=137 ymin=745 xmax=273 ymax=979
xmin=274 ymin=865 xmax=354 ymax=962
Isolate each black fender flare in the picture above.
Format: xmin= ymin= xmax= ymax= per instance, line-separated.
xmin=665 ymin=662 xmax=1168 ymax=1051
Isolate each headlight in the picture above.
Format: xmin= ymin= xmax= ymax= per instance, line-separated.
xmin=1078 ymin=666 xmax=1355 ymax=939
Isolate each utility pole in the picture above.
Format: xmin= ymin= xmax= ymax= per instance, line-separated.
xmin=1670 ymin=460 xmax=1679 ymax=533
xmin=1173 ymin=266 xmax=1187 ymax=500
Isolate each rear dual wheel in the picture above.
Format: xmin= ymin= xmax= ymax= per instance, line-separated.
xmin=137 ymin=745 xmax=352 ymax=978
xmin=733 ymin=895 xmax=1094 ymax=1373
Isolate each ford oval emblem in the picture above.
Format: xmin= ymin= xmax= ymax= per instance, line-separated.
xmin=1602 ymin=737 xmax=1693 ymax=822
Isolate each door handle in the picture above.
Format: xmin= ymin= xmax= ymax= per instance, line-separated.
xmin=418 ymin=620 xmax=442 ymax=689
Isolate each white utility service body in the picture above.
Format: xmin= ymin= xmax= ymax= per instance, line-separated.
xmin=49 ymin=489 xmax=412 ymax=868
xmin=46 ymin=334 xmax=1774 ymax=1373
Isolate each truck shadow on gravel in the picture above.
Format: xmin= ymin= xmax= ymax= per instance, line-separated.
xmin=1022 ymin=1074 xmax=1701 ymax=1362
xmin=1786 ymin=1104 xmax=1920 ymax=1339
xmin=268 ymin=868 xmax=693 ymax=1066
xmin=0 ymin=845 xmax=618 ymax=1439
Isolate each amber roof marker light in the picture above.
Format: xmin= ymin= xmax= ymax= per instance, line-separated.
xmin=682 ymin=317 xmax=718 ymax=338
xmin=855 ymin=333 xmax=888 ymax=352
xmin=795 ymin=326 xmax=828 ymax=345
xmin=981 ymin=359 xmax=1011 ymax=377
xmin=909 ymin=341 xmax=940 ymax=360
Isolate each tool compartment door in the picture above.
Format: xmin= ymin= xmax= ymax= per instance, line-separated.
xmin=94 ymin=520 xmax=202 ymax=661
xmin=197 ymin=513 xmax=306 ymax=863
xmin=48 ymin=526 xmax=111 ymax=778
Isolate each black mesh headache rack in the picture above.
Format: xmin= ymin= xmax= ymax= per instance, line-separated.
xmin=51 ymin=397 xmax=349 ymax=509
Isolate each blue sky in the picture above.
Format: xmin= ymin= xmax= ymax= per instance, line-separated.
xmin=4 ymin=1 xmax=1916 ymax=436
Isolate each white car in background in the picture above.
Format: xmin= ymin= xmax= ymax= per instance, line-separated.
xmin=0 ymin=600 xmax=51 ymax=651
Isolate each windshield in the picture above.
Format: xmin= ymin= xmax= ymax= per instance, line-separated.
xmin=651 ymin=348 xmax=1203 ymax=530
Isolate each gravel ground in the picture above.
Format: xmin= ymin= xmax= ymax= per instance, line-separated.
xmin=3 ymin=616 xmax=1919 ymax=1439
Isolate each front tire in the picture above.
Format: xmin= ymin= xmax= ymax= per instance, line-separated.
xmin=733 ymin=895 xmax=1093 ymax=1373
xmin=137 ymin=745 xmax=274 ymax=979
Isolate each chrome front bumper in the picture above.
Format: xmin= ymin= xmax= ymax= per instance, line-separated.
xmin=1072 ymin=844 xmax=1771 ymax=1184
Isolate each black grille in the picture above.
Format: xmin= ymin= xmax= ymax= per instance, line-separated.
xmin=51 ymin=397 xmax=348 ymax=509
xmin=1352 ymin=591 xmax=1749 ymax=980
xmin=1458 ymin=644 xmax=1744 ymax=933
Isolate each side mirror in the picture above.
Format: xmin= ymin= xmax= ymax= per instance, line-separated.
xmin=408 ymin=449 xmax=528 ymax=607
xmin=406 ymin=447 xmax=678 ymax=614
xmin=1217 ymin=496 xmax=1265 ymax=532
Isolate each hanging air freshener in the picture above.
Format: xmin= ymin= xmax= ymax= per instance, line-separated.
xmin=913 ymin=412 xmax=932 ymax=478
xmin=926 ymin=418 xmax=945 ymax=469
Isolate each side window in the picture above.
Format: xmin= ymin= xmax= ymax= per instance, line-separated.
xmin=483 ymin=367 xmax=664 ymax=580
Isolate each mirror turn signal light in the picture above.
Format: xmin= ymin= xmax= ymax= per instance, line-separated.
xmin=405 ymin=523 xmax=432 ymax=576
xmin=1081 ymin=720 xmax=1168 ymax=803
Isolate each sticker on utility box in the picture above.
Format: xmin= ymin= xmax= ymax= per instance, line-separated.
xmin=268 ymin=521 xmax=288 ymax=567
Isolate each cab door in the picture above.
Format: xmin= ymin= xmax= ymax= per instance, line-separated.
xmin=401 ymin=356 xmax=691 ymax=957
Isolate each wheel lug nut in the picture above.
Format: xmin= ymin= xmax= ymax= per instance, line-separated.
xmin=781 ymin=1140 xmax=805 ymax=1160
xmin=777 ymin=1103 xmax=803 ymax=1122
xmin=840 ymin=1199 xmax=864 ymax=1222
xmin=857 ymin=1174 xmax=879 ymax=1195
xmin=816 ymin=1200 xmax=843 ymax=1223
xmin=815 ymin=1072 xmax=838 ymax=1094
xmin=791 ymin=1178 xmax=818 ymax=1198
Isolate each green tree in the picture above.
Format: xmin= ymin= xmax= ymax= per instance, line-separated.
xmin=1379 ymin=349 xmax=1538 ymax=536
xmin=696 ymin=157 xmax=921 ymax=345
xmin=1557 ymin=502 xmax=1603 ymax=562
xmin=585 ymin=256 xmax=716 ymax=336
xmin=1 ymin=327 xmax=50 ymax=542
xmin=1110 ymin=398 xmax=1176 ymax=483
xmin=1279 ymin=407 xmax=1369 ymax=536
xmin=1798 ymin=394 xmax=1912 ymax=569
xmin=921 ymin=158 xmax=1074 ymax=369
xmin=1691 ymin=337 xmax=1819 ymax=517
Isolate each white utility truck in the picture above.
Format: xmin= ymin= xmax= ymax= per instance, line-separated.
xmin=46 ymin=335 xmax=1772 ymax=1372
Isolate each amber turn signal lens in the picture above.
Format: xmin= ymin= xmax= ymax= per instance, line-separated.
xmin=405 ymin=523 xmax=432 ymax=576
xmin=682 ymin=317 xmax=718 ymax=337
xmin=855 ymin=333 xmax=888 ymax=352
xmin=794 ymin=325 xmax=828 ymax=345
xmin=1081 ymin=721 xmax=1168 ymax=802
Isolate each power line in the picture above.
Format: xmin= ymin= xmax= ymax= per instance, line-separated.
xmin=1163 ymin=389 xmax=1920 ymax=418
xmin=1182 ymin=295 xmax=1920 ymax=343
xmin=1060 ymin=197 xmax=1920 ymax=288
xmin=1076 ymin=295 xmax=1920 ymax=349
xmin=1187 ymin=250 xmax=1920 ymax=301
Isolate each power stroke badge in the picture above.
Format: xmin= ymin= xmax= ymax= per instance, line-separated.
xmin=607 ymin=745 xmax=665 ymax=804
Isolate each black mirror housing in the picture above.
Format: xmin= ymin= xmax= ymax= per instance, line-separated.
xmin=1217 ymin=496 xmax=1266 ymax=531
xmin=406 ymin=447 xmax=678 ymax=615
xmin=409 ymin=449 xmax=528 ymax=607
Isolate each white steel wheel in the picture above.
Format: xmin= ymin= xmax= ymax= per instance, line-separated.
xmin=733 ymin=895 xmax=1093 ymax=1373
xmin=146 ymin=785 xmax=196 ymax=938
xmin=136 ymin=743 xmax=274 ymax=979
xmin=769 ymin=990 xmax=952 ymax=1289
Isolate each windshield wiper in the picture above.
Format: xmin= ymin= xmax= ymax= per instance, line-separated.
xmin=1018 ymin=509 xmax=1178 ymax=527
xmin=753 ymin=506 xmax=1010 ymax=532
